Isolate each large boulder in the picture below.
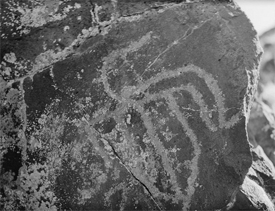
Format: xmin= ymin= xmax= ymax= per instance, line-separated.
xmin=1 ymin=0 xmax=261 ymax=210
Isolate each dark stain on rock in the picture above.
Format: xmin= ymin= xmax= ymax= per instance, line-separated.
xmin=131 ymin=91 xmax=145 ymax=101
xmin=54 ymin=159 xmax=83 ymax=210
xmin=26 ymin=148 xmax=47 ymax=165
xmin=23 ymin=68 xmax=57 ymax=127
xmin=60 ymin=122 xmax=79 ymax=145
xmin=2 ymin=145 xmax=22 ymax=181
xmin=109 ymin=99 xmax=118 ymax=111
xmin=125 ymin=108 xmax=143 ymax=126
xmin=174 ymin=90 xmax=200 ymax=111
xmin=95 ymin=117 xmax=117 ymax=134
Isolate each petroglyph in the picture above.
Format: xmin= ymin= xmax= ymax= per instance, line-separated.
xmin=165 ymin=93 xmax=201 ymax=210
xmin=78 ymin=30 xmax=244 ymax=209
xmin=1 ymin=0 xmax=261 ymax=209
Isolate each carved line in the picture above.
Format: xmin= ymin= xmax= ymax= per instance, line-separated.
xmin=164 ymin=93 xmax=201 ymax=210
xmin=134 ymin=103 xmax=185 ymax=202
xmin=132 ymin=65 xmax=241 ymax=129
xmin=82 ymin=118 xmax=113 ymax=169
xmin=84 ymin=29 xmax=242 ymax=209
xmin=83 ymin=113 xmax=165 ymax=209
xmin=108 ymin=99 xmax=183 ymax=202
xmin=142 ymin=85 xmax=217 ymax=132
xmin=98 ymin=31 xmax=153 ymax=102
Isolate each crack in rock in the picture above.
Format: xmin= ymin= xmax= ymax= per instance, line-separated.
xmin=105 ymin=134 xmax=163 ymax=211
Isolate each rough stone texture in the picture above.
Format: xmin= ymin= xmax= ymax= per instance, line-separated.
xmin=247 ymin=26 xmax=275 ymax=168
xmin=239 ymin=26 xmax=275 ymax=211
xmin=248 ymin=102 xmax=275 ymax=167
xmin=232 ymin=25 xmax=275 ymax=211
xmin=231 ymin=147 xmax=275 ymax=210
xmin=1 ymin=0 xmax=261 ymax=210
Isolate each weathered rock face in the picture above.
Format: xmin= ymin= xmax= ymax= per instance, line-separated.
xmin=247 ymin=26 xmax=275 ymax=168
xmin=248 ymin=102 xmax=275 ymax=167
xmin=231 ymin=146 xmax=275 ymax=210
xmin=241 ymin=26 xmax=275 ymax=210
xmin=1 ymin=0 xmax=261 ymax=210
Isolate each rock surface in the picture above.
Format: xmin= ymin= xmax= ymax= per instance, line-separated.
xmin=1 ymin=0 xmax=261 ymax=210
xmin=247 ymin=26 xmax=275 ymax=168
xmin=248 ymin=102 xmax=275 ymax=167
xmin=231 ymin=146 xmax=275 ymax=210
xmin=238 ymin=26 xmax=275 ymax=211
